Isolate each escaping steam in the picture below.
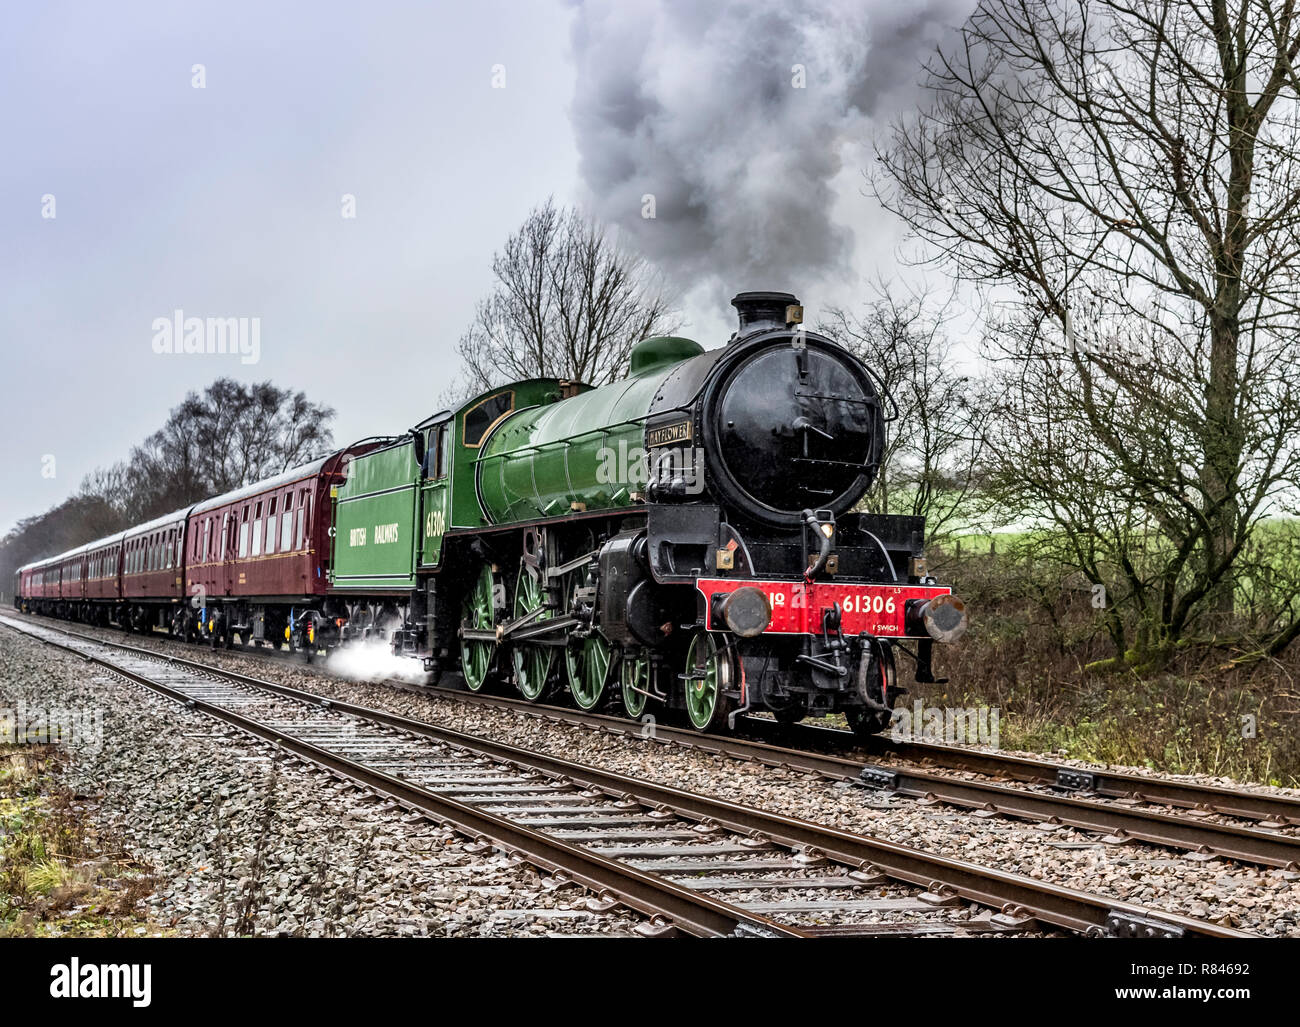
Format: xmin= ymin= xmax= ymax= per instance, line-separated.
xmin=327 ymin=636 xmax=432 ymax=685
xmin=568 ymin=0 xmax=973 ymax=297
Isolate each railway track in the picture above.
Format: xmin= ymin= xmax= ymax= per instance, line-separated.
xmin=768 ymin=719 xmax=1300 ymax=827
xmin=9 ymin=608 xmax=1300 ymax=874
xmin=0 ymin=614 xmax=1254 ymax=938
xmin=413 ymin=684 xmax=1300 ymax=872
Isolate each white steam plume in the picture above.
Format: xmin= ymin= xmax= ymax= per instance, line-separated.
xmin=568 ymin=0 xmax=974 ymax=300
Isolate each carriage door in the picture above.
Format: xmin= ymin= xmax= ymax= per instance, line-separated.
xmin=420 ymin=422 xmax=451 ymax=568
xmin=219 ymin=511 xmax=236 ymax=597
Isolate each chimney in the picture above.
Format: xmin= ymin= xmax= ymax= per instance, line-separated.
xmin=730 ymin=291 xmax=802 ymax=337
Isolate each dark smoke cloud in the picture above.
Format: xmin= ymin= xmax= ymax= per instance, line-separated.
xmin=568 ymin=0 xmax=974 ymax=301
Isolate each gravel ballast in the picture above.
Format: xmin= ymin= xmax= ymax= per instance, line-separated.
xmin=0 ymin=625 xmax=647 ymax=938
xmin=10 ymin=615 xmax=1300 ymax=937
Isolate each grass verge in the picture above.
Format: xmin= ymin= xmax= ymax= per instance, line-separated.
xmin=0 ymin=744 xmax=171 ymax=937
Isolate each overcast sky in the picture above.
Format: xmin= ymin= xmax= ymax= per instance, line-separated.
xmin=0 ymin=0 xmax=973 ymax=537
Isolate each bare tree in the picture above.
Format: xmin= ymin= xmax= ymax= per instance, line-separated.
xmin=876 ymin=0 xmax=1300 ymax=668
xmin=122 ymin=379 xmax=335 ymax=518
xmin=4 ymin=379 xmax=337 ymax=591
xmin=819 ymin=286 xmax=995 ymax=547
xmin=451 ymin=198 xmax=681 ymax=395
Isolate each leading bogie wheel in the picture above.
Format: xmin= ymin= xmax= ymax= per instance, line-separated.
xmin=683 ymin=630 xmax=736 ymax=732
xmin=846 ymin=641 xmax=897 ymax=740
xmin=460 ymin=562 xmax=500 ymax=692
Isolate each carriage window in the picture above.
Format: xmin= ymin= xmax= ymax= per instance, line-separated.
xmin=461 ymin=391 xmax=514 ymax=448
xmin=252 ymin=512 xmax=263 ymax=557
xmin=266 ymin=510 xmax=277 ymax=554
xmin=281 ymin=494 xmax=294 ymax=551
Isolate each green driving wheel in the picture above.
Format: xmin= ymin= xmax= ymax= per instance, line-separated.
xmin=459 ymin=563 xmax=498 ymax=692
xmin=566 ymin=630 xmax=612 ymax=710
xmin=511 ymin=561 xmax=554 ymax=701
xmin=620 ymin=652 xmax=651 ymax=718
xmin=683 ymin=631 xmax=735 ymax=732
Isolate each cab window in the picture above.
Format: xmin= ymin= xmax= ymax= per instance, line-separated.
xmin=436 ymin=425 xmax=450 ymax=477
xmin=461 ymin=391 xmax=514 ymax=448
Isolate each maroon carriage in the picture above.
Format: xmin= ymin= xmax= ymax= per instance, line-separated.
xmin=183 ymin=448 xmax=380 ymax=647
xmin=84 ymin=532 xmax=124 ymax=604
xmin=56 ymin=545 xmax=87 ymax=607
xmin=119 ymin=509 xmax=189 ymax=631
xmin=35 ymin=559 xmax=58 ymax=604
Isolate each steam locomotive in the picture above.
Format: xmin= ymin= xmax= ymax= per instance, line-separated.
xmin=16 ymin=291 xmax=967 ymax=736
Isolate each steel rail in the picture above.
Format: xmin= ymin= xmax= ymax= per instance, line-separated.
xmin=410 ymin=686 xmax=1300 ymax=870
xmin=779 ymin=721 xmax=1300 ymax=826
xmin=6 ymin=620 xmax=1252 ymax=939
xmin=1 ymin=618 xmax=806 ymax=939
xmin=11 ymin=610 xmax=1299 ymax=865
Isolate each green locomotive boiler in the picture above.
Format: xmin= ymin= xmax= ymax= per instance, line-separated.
xmin=327 ymin=291 xmax=967 ymax=736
